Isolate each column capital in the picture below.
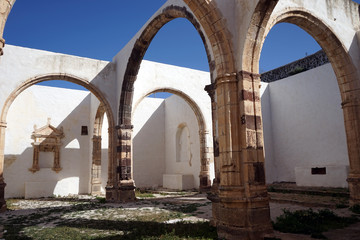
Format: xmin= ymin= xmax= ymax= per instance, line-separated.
xmin=204 ymin=83 xmax=216 ymax=101
xmin=214 ymin=72 xmax=237 ymax=87
xmin=0 ymin=122 xmax=6 ymax=128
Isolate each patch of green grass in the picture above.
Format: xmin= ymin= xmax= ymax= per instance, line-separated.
xmin=273 ymin=208 xmax=358 ymax=238
xmin=5 ymin=198 xmax=23 ymax=210
xmin=135 ymin=189 xmax=155 ymax=198
xmin=96 ymin=196 xmax=106 ymax=203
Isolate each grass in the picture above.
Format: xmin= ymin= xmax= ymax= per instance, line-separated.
xmin=1 ymin=197 xmax=216 ymax=240
xmin=273 ymin=208 xmax=358 ymax=239
xmin=135 ymin=189 xmax=155 ymax=198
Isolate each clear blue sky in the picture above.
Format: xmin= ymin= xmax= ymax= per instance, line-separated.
xmin=4 ymin=0 xmax=360 ymax=93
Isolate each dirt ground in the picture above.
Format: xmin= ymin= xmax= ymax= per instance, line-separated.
xmin=1 ymin=185 xmax=360 ymax=239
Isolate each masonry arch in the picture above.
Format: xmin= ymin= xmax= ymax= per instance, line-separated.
xmin=133 ymin=88 xmax=212 ymax=191
xmin=90 ymin=103 xmax=107 ymax=195
xmin=116 ymin=3 xmax=234 ymax=201
xmin=244 ymin=4 xmax=360 ymax=205
xmin=0 ymin=73 xmax=116 ymax=204
xmin=119 ymin=3 xmax=235 ymax=127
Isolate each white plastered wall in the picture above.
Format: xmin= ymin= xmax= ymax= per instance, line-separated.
xmin=132 ymin=98 xmax=166 ymax=188
xmin=261 ymin=63 xmax=349 ymax=187
xmin=4 ymin=85 xmax=92 ymax=198
xmin=0 ymin=45 xmax=117 ymax=120
xmin=164 ymin=95 xmax=202 ymax=188
xmin=132 ymin=94 xmax=208 ymax=190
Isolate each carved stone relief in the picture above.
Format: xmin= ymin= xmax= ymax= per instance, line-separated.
xmin=29 ymin=118 xmax=64 ymax=173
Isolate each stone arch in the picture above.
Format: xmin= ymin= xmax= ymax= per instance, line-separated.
xmin=133 ymin=88 xmax=212 ymax=191
xmin=0 ymin=73 xmax=116 ymax=211
xmin=119 ymin=3 xmax=235 ymax=126
xmin=244 ymin=5 xmax=360 ymax=204
xmin=116 ymin=3 xmax=235 ymax=200
xmin=0 ymin=0 xmax=15 ymax=55
xmin=90 ymin=103 xmax=106 ymax=195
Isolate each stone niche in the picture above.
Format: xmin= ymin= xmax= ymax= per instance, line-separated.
xmin=29 ymin=119 xmax=64 ymax=173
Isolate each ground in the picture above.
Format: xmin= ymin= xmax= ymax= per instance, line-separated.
xmin=0 ymin=185 xmax=359 ymax=239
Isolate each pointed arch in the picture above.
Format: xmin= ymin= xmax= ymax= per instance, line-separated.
xmin=119 ymin=3 xmax=235 ymax=126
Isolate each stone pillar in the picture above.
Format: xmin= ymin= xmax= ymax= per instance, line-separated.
xmin=342 ymin=96 xmax=360 ymax=205
xmin=210 ymin=72 xmax=272 ymax=240
xmin=106 ymin=126 xmax=116 ymax=199
xmin=91 ymin=136 xmax=102 ymax=195
xmin=199 ymin=130 xmax=212 ymax=192
xmin=0 ymin=123 xmax=7 ymax=212
xmin=205 ymin=82 xmax=221 ymax=226
xmin=106 ymin=125 xmax=135 ymax=202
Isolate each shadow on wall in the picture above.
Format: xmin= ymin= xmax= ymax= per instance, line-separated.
xmin=133 ymin=99 xmax=165 ymax=189
xmin=4 ymin=93 xmax=95 ymax=198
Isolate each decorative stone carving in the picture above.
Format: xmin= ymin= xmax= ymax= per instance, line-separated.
xmin=29 ymin=118 xmax=64 ymax=173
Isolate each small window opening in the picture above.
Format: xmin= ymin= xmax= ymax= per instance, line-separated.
xmin=311 ymin=167 xmax=326 ymax=175
xmin=81 ymin=126 xmax=88 ymax=135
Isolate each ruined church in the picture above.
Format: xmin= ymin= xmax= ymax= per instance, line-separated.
xmin=0 ymin=0 xmax=360 ymax=239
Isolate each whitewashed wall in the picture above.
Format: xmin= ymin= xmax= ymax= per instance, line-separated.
xmin=132 ymin=98 xmax=166 ymax=188
xmin=132 ymin=94 xmax=207 ymax=189
xmin=165 ymin=95 xmax=202 ymax=188
xmin=4 ymin=85 xmax=92 ymax=198
xmin=261 ymin=63 xmax=349 ymax=187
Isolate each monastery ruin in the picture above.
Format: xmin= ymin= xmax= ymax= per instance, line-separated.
xmin=0 ymin=0 xmax=360 ymax=239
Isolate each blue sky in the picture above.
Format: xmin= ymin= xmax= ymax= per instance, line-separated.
xmin=4 ymin=0 xmax=360 ymax=93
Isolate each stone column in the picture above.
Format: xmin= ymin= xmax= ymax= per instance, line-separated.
xmin=205 ymin=82 xmax=221 ymax=227
xmin=211 ymin=72 xmax=272 ymax=240
xmin=0 ymin=123 xmax=7 ymax=212
xmin=342 ymin=96 xmax=360 ymax=205
xmin=106 ymin=126 xmax=116 ymax=199
xmin=91 ymin=136 xmax=102 ymax=195
xmin=199 ymin=130 xmax=212 ymax=192
xmin=205 ymin=83 xmax=220 ymax=185
xmin=106 ymin=124 xmax=136 ymax=202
